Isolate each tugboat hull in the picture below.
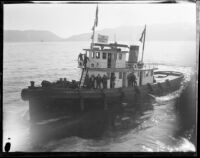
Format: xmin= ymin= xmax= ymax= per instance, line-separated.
xmin=20 ymin=71 xmax=184 ymax=143
xmin=21 ymin=71 xmax=184 ymax=123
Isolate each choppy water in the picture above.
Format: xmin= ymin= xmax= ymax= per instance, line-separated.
xmin=3 ymin=41 xmax=196 ymax=152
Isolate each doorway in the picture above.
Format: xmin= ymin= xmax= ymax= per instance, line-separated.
xmin=122 ymin=72 xmax=126 ymax=87
xmin=107 ymin=53 xmax=111 ymax=68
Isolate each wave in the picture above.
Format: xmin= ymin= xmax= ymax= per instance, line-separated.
xmin=36 ymin=115 xmax=71 ymax=125
xmin=141 ymin=138 xmax=195 ymax=152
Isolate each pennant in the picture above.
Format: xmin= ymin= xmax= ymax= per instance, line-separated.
xmin=95 ymin=5 xmax=98 ymax=27
xmin=139 ymin=25 xmax=146 ymax=42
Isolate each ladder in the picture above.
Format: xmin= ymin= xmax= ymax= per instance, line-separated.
xmin=79 ymin=68 xmax=88 ymax=88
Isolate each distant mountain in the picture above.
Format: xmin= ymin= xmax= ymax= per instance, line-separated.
xmin=4 ymin=23 xmax=195 ymax=42
xmin=4 ymin=30 xmax=63 ymax=42
xmin=64 ymin=23 xmax=195 ymax=42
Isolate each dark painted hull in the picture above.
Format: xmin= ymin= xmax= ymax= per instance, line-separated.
xmin=21 ymin=72 xmax=183 ymax=123
xmin=21 ymin=71 xmax=184 ymax=143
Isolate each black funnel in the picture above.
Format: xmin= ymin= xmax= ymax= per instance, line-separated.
xmin=129 ymin=45 xmax=139 ymax=63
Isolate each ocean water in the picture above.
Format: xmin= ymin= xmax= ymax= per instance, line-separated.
xmin=3 ymin=41 xmax=197 ymax=152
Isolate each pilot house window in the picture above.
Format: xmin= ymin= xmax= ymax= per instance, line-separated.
xmin=151 ymin=70 xmax=153 ymax=76
xmin=96 ymin=52 xmax=100 ymax=59
xmin=103 ymin=53 xmax=107 ymax=59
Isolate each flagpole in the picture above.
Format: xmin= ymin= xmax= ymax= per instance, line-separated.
xmin=91 ymin=4 xmax=98 ymax=49
xmin=141 ymin=25 xmax=146 ymax=63
xmin=91 ymin=25 xmax=95 ymax=49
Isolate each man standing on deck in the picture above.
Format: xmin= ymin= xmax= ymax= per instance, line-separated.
xmin=133 ymin=73 xmax=137 ymax=86
xmin=111 ymin=73 xmax=116 ymax=88
xmin=90 ymin=75 xmax=95 ymax=89
xmin=102 ymin=74 xmax=108 ymax=89
xmin=96 ymin=74 xmax=102 ymax=89
xmin=127 ymin=73 xmax=132 ymax=87
xmin=78 ymin=53 xmax=83 ymax=66
xmin=83 ymin=54 xmax=90 ymax=69
xmin=84 ymin=74 xmax=90 ymax=88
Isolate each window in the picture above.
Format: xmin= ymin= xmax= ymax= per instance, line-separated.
xmin=151 ymin=70 xmax=153 ymax=76
xmin=145 ymin=71 xmax=149 ymax=77
xmin=119 ymin=72 xmax=122 ymax=79
xmin=91 ymin=63 xmax=94 ymax=68
xmin=103 ymin=52 xmax=107 ymax=59
xmin=119 ymin=53 xmax=122 ymax=60
xmin=92 ymin=52 xmax=95 ymax=58
xmin=96 ymin=52 xmax=100 ymax=59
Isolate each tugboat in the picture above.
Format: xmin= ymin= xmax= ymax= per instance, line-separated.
xmin=21 ymin=5 xmax=184 ymax=139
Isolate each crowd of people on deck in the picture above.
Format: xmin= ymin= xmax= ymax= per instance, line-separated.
xmin=83 ymin=72 xmax=137 ymax=89
xmin=83 ymin=74 xmax=112 ymax=89
xmin=40 ymin=72 xmax=137 ymax=89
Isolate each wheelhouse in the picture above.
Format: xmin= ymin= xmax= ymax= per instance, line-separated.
xmin=78 ymin=42 xmax=157 ymax=89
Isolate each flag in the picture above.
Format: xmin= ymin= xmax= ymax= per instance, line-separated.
xmin=91 ymin=5 xmax=99 ymax=47
xmin=97 ymin=34 xmax=108 ymax=43
xmin=95 ymin=5 xmax=98 ymax=27
xmin=139 ymin=25 xmax=146 ymax=42
xmin=91 ymin=5 xmax=98 ymax=31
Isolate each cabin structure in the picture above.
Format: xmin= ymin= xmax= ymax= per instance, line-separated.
xmin=78 ymin=42 xmax=156 ymax=89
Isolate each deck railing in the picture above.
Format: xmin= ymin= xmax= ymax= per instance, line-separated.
xmin=126 ymin=62 xmax=158 ymax=70
xmin=142 ymin=63 xmax=158 ymax=70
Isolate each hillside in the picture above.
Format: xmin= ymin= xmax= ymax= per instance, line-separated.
xmin=64 ymin=23 xmax=195 ymax=42
xmin=4 ymin=30 xmax=63 ymax=42
xmin=4 ymin=23 xmax=195 ymax=42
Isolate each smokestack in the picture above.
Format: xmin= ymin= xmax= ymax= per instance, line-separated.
xmin=128 ymin=45 xmax=139 ymax=63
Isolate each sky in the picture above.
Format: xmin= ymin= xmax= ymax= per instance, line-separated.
xmin=4 ymin=2 xmax=196 ymax=38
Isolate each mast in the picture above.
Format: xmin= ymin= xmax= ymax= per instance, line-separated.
xmin=91 ymin=5 xmax=98 ymax=49
xmin=139 ymin=24 xmax=146 ymax=63
xmin=91 ymin=25 xmax=96 ymax=49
